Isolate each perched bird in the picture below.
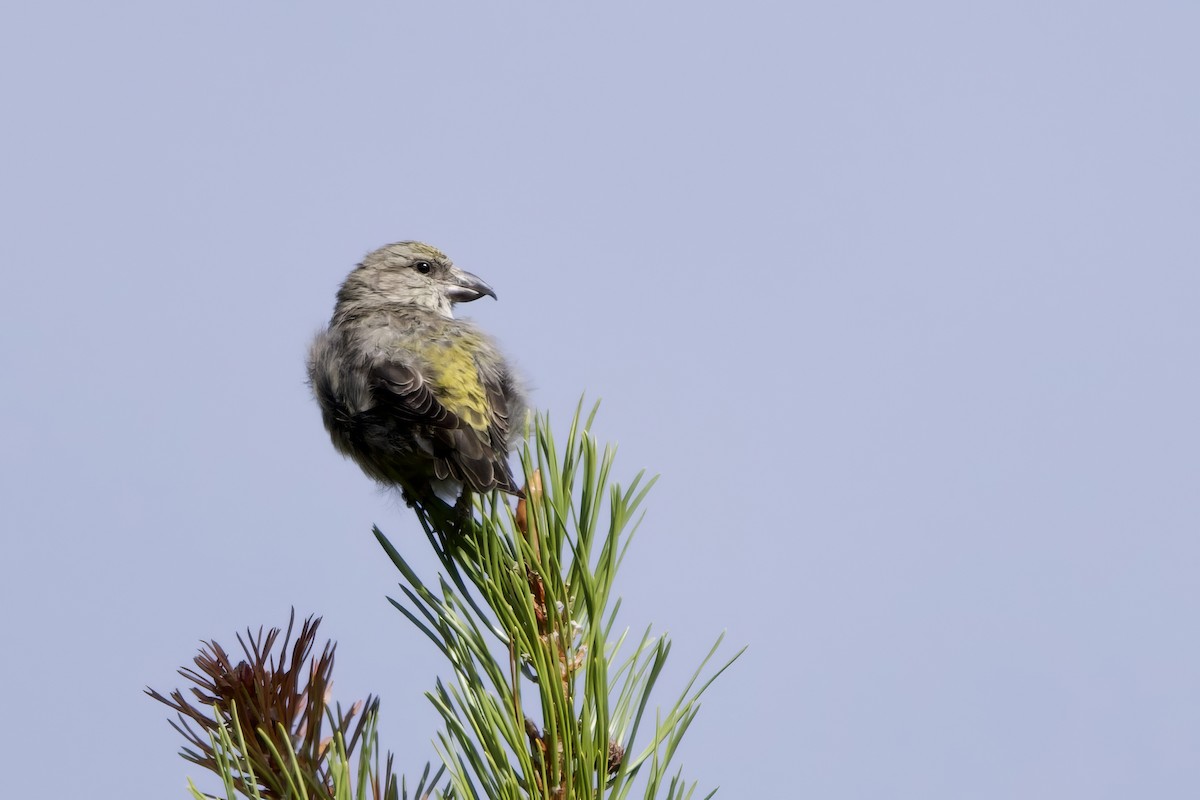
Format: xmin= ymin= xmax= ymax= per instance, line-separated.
xmin=307 ymin=242 xmax=527 ymax=517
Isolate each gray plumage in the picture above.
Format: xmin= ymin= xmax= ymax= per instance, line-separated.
xmin=307 ymin=242 xmax=527 ymax=508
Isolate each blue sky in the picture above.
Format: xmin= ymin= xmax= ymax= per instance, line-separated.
xmin=2 ymin=3 xmax=1198 ymax=797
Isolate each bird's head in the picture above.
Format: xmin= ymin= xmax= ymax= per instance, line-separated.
xmin=338 ymin=242 xmax=497 ymax=318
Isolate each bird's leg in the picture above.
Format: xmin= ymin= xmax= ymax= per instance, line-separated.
xmin=398 ymin=481 xmax=470 ymax=539
xmin=451 ymin=490 xmax=475 ymax=529
xmin=423 ymin=496 xmax=466 ymax=539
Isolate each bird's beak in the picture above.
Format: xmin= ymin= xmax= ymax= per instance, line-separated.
xmin=445 ymin=268 xmax=498 ymax=303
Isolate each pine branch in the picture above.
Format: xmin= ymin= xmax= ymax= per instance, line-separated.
xmin=147 ymin=611 xmax=443 ymax=800
xmin=378 ymin=402 xmax=744 ymax=799
xmin=150 ymin=403 xmax=741 ymax=799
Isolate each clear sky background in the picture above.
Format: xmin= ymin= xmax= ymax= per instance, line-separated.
xmin=2 ymin=2 xmax=1197 ymax=797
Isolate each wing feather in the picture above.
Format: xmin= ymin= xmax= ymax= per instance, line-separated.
xmin=368 ymin=360 xmax=519 ymax=494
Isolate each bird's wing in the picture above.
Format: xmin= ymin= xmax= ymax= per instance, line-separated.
xmin=368 ymin=361 xmax=460 ymax=428
xmin=482 ymin=375 xmax=515 ymax=453
xmin=481 ymin=372 xmax=522 ymax=495
xmin=369 ymin=360 xmax=515 ymax=493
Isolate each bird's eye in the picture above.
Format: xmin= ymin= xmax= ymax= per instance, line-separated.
xmin=414 ymin=260 xmax=433 ymax=274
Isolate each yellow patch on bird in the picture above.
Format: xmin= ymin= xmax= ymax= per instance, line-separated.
xmin=427 ymin=334 xmax=490 ymax=432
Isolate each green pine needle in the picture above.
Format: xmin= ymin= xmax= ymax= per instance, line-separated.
xmin=379 ymin=401 xmax=742 ymax=799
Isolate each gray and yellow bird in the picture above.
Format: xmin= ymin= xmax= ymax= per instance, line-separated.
xmin=307 ymin=242 xmax=527 ymax=515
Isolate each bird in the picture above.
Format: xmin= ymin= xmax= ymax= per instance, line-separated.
xmin=307 ymin=242 xmax=527 ymax=522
